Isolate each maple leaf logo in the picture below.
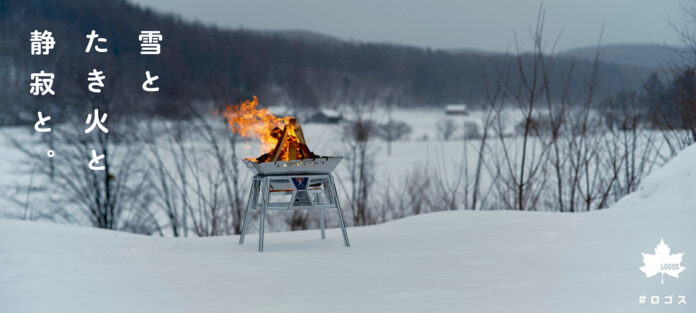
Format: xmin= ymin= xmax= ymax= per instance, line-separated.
xmin=639 ymin=239 xmax=686 ymax=284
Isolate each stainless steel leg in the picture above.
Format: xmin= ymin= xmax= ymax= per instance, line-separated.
xmin=239 ymin=179 xmax=258 ymax=244
xmin=329 ymin=175 xmax=350 ymax=247
xmin=258 ymin=177 xmax=269 ymax=252
xmin=319 ymin=208 xmax=326 ymax=239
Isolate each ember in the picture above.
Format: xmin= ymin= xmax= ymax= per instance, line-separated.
xmin=224 ymin=96 xmax=319 ymax=162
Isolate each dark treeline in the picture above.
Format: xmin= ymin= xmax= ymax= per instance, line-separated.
xmin=1 ymin=0 xmax=649 ymax=124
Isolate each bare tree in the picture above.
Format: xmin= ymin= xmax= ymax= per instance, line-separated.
xmin=436 ymin=119 xmax=458 ymax=140
xmin=8 ymin=117 xmax=156 ymax=232
xmin=141 ymin=109 xmax=248 ymax=237
xmin=376 ymin=120 xmax=412 ymax=149
xmin=491 ymin=6 xmax=553 ymax=211
xmin=339 ymin=91 xmax=379 ymax=226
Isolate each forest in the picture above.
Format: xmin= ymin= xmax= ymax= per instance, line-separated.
xmin=0 ymin=0 xmax=650 ymax=125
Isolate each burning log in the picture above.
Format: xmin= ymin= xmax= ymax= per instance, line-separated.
xmin=222 ymin=97 xmax=319 ymax=163
xmin=225 ymin=96 xmax=349 ymax=251
xmin=265 ymin=118 xmax=317 ymax=162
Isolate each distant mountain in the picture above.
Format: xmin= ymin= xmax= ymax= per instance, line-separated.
xmin=0 ymin=0 xmax=654 ymax=122
xmin=560 ymin=43 xmax=685 ymax=69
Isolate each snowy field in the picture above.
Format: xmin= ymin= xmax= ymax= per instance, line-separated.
xmin=1 ymin=141 xmax=695 ymax=312
xmin=0 ymin=108 xmax=508 ymax=223
xmin=0 ymin=106 xmax=682 ymax=229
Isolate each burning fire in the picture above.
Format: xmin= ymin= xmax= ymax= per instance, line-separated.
xmin=223 ymin=96 xmax=287 ymax=151
xmin=224 ymin=96 xmax=317 ymax=162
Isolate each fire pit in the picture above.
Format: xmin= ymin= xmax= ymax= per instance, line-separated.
xmin=225 ymin=97 xmax=350 ymax=252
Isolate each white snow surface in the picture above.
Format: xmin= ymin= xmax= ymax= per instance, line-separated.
xmin=1 ymin=145 xmax=695 ymax=312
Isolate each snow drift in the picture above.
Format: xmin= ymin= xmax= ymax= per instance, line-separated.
xmin=1 ymin=145 xmax=695 ymax=313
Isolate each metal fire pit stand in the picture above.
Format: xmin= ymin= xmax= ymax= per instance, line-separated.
xmin=238 ymin=173 xmax=350 ymax=252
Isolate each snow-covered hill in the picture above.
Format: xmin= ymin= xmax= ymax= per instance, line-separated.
xmin=1 ymin=145 xmax=695 ymax=313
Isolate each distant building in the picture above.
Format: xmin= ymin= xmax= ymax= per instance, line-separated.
xmin=445 ymin=104 xmax=468 ymax=116
xmin=267 ymin=106 xmax=294 ymax=117
xmin=308 ymin=109 xmax=342 ymax=124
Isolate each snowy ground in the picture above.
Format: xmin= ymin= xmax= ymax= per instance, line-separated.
xmin=0 ymin=108 xmax=511 ymax=223
xmin=1 ymin=144 xmax=694 ymax=312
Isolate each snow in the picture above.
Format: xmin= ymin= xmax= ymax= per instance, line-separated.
xmin=1 ymin=145 xmax=695 ymax=312
xmin=318 ymin=108 xmax=340 ymax=118
xmin=0 ymin=108 xmax=538 ymax=221
xmin=445 ymin=104 xmax=468 ymax=114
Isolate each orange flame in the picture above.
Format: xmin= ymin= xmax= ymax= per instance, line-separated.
xmin=223 ymin=96 xmax=293 ymax=153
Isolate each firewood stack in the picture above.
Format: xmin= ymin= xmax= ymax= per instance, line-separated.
xmin=254 ymin=118 xmax=318 ymax=163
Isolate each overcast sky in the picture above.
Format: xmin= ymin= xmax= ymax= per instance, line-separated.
xmin=130 ymin=0 xmax=684 ymax=52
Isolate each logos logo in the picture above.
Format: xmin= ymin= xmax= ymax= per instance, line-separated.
xmin=291 ymin=177 xmax=308 ymax=190
xmin=290 ymin=177 xmax=312 ymax=207
xmin=640 ymin=239 xmax=686 ymax=284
